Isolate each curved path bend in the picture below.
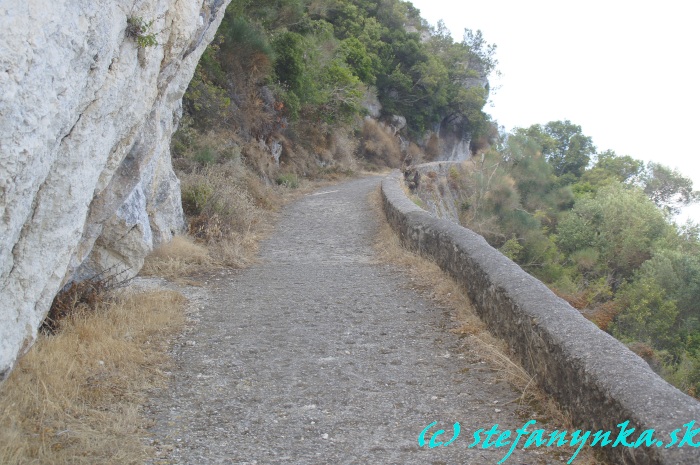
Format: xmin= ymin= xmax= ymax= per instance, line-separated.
xmin=148 ymin=176 xmax=570 ymax=464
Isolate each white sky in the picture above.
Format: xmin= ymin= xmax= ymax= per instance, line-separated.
xmin=409 ymin=0 xmax=700 ymax=223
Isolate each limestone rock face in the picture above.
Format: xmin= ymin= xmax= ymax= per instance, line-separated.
xmin=433 ymin=63 xmax=489 ymax=162
xmin=0 ymin=0 xmax=231 ymax=380
xmin=437 ymin=115 xmax=472 ymax=162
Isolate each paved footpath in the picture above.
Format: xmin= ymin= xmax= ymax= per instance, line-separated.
xmin=148 ymin=176 xmax=571 ymax=464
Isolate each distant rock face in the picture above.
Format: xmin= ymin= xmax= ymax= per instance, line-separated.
xmin=0 ymin=0 xmax=231 ymax=380
xmin=437 ymin=115 xmax=472 ymax=162
xmin=433 ymin=64 xmax=489 ymax=162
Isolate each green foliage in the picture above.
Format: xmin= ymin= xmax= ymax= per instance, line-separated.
xmin=272 ymin=32 xmax=306 ymax=96
xmin=445 ymin=119 xmax=700 ymax=396
xmin=275 ymin=173 xmax=299 ymax=188
xmin=184 ymin=68 xmax=232 ymax=129
xmin=317 ymin=60 xmax=364 ymax=122
xmin=181 ymin=183 xmax=213 ymax=216
xmin=126 ymin=16 xmax=158 ymax=48
xmin=499 ymin=237 xmax=523 ymax=261
xmin=462 ymin=28 xmax=499 ymax=76
xmin=338 ymin=37 xmax=377 ymax=83
xmin=182 ymin=0 xmax=495 ymax=146
xmin=228 ymin=0 xmax=305 ymax=29
xmin=642 ymin=162 xmax=700 ymax=215
xmin=218 ymin=16 xmax=276 ymax=69
xmin=558 ymin=183 xmax=668 ymax=282
xmin=612 ymin=276 xmax=680 ymax=352
xmin=515 ymin=120 xmax=596 ymax=180
xmin=586 ymin=150 xmax=644 ymax=185
xmin=194 ymin=148 xmax=216 ymax=165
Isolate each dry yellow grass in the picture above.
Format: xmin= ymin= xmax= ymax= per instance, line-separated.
xmin=369 ymin=188 xmax=605 ymax=465
xmin=141 ymin=235 xmax=212 ymax=279
xmin=360 ymin=119 xmax=404 ymax=168
xmin=0 ymin=290 xmax=186 ymax=465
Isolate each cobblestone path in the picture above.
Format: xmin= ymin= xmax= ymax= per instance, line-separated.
xmin=148 ymin=176 xmax=568 ymax=465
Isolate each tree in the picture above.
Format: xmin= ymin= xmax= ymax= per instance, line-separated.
xmin=462 ymin=29 xmax=498 ymax=76
xmin=516 ymin=120 xmax=596 ymax=180
xmin=613 ymin=276 xmax=680 ymax=352
xmin=338 ymin=37 xmax=377 ymax=84
xmin=642 ymin=162 xmax=700 ymax=215
xmin=272 ymin=32 xmax=306 ymax=96
xmin=557 ymin=182 xmax=669 ymax=283
xmin=586 ymin=150 xmax=644 ymax=184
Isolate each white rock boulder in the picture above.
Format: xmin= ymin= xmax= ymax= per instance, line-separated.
xmin=0 ymin=0 xmax=231 ymax=380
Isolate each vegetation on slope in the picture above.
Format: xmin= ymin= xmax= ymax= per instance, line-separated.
xmin=179 ymin=0 xmax=496 ymax=170
xmin=169 ymin=0 xmax=499 ymax=266
xmin=442 ymin=120 xmax=700 ymax=396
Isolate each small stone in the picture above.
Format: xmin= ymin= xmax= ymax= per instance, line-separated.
xmin=321 ymin=433 xmax=329 ymax=439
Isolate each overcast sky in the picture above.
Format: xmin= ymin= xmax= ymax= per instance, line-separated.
xmin=409 ymin=0 xmax=700 ymax=222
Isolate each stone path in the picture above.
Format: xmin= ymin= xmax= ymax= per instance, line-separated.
xmin=148 ymin=176 xmax=572 ymax=464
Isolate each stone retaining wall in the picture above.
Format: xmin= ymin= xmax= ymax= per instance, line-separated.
xmin=381 ymin=170 xmax=700 ymax=464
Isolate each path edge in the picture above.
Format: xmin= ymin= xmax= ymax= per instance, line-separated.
xmin=381 ymin=169 xmax=700 ymax=465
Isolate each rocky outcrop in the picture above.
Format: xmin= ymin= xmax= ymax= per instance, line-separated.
xmin=406 ymin=161 xmax=465 ymax=223
xmin=432 ymin=62 xmax=489 ymax=162
xmin=434 ymin=115 xmax=473 ymax=161
xmin=0 ymin=0 xmax=231 ymax=380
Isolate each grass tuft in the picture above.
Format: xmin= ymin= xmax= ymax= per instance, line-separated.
xmin=141 ymin=235 xmax=212 ymax=279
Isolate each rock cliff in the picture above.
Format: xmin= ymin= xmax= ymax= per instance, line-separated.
xmin=0 ymin=0 xmax=231 ymax=380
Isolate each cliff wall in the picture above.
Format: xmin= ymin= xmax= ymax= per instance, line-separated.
xmin=0 ymin=0 xmax=231 ymax=380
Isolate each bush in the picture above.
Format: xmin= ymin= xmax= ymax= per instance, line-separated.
xmin=194 ymin=147 xmax=216 ymax=165
xmin=275 ymin=173 xmax=299 ymax=188
xmin=178 ymin=163 xmax=280 ymax=267
xmin=42 ymin=267 xmax=130 ymax=334
xmin=126 ymin=16 xmax=158 ymax=48
xmin=181 ymin=183 xmax=213 ymax=216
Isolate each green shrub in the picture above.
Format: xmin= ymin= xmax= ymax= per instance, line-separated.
xmin=181 ymin=183 xmax=213 ymax=216
xmin=194 ymin=148 xmax=216 ymax=165
xmin=275 ymin=173 xmax=299 ymax=188
xmin=126 ymin=16 xmax=158 ymax=48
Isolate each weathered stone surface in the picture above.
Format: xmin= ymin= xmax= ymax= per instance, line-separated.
xmin=390 ymin=114 xmax=407 ymax=133
xmin=409 ymin=161 xmax=464 ymax=223
xmin=381 ymin=170 xmax=700 ymax=465
xmin=436 ymin=115 xmax=472 ymax=161
xmin=0 ymin=0 xmax=231 ymax=380
xmin=361 ymin=90 xmax=381 ymax=118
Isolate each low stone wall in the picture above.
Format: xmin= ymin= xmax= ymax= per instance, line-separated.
xmin=381 ymin=170 xmax=700 ymax=464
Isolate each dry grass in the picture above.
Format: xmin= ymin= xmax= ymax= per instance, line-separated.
xmin=147 ymin=163 xmax=355 ymax=280
xmin=369 ymin=188 xmax=605 ymax=465
xmin=0 ymin=289 xmax=186 ymax=465
xmin=359 ymin=119 xmax=403 ymax=169
xmin=140 ymin=235 xmax=212 ymax=279
xmin=179 ymin=162 xmax=280 ymax=268
xmin=370 ymin=189 xmax=530 ymax=396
